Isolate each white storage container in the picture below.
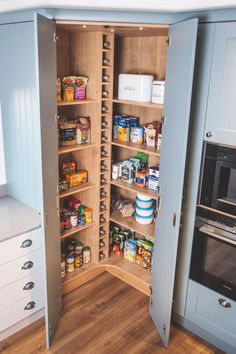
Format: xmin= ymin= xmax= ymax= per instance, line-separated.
xmin=118 ymin=74 xmax=154 ymax=102
xmin=152 ymin=80 xmax=165 ymax=104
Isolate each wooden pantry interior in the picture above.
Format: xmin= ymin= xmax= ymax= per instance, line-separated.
xmin=0 ymin=15 xmax=197 ymax=349
xmin=56 ymin=22 xmax=168 ymax=296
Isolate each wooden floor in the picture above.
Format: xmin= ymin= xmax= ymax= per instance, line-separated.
xmin=0 ymin=272 xmax=222 ymax=354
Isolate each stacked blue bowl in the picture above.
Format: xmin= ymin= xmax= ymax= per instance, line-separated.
xmin=134 ymin=193 xmax=155 ymax=225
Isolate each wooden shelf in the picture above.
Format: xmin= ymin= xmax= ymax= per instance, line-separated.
xmin=112 ymin=139 xmax=160 ymax=156
xmin=59 ymin=182 xmax=96 ymax=199
xmin=60 ymin=221 xmax=95 ymax=240
xmin=62 ymin=254 xmax=151 ymax=297
xmin=110 ymin=210 xmax=155 ymax=238
xmin=112 ymin=98 xmax=163 ymax=109
xmin=110 ymin=179 xmax=158 ymax=200
xmin=58 ymin=142 xmax=97 ymax=155
xmin=57 ymin=99 xmax=98 ymax=106
xmin=217 ymin=197 xmax=236 ymax=207
xmin=106 ymin=253 xmax=151 ymax=286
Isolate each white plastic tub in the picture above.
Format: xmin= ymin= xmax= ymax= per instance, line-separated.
xmin=136 ymin=196 xmax=154 ymax=209
xmin=135 ymin=204 xmax=155 ymax=217
xmin=134 ymin=213 xmax=154 ymax=225
xmin=118 ymin=74 xmax=154 ymax=102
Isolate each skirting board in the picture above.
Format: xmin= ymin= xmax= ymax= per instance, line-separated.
xmin=173 ymin=312 xmax=236 ymax=354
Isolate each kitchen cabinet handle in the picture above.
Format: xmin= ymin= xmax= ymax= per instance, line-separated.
xmin=206 ymin=131 xmax=212 ymax=138
xmin=21 ymin=261 xmax=33 ymax=270
xmin=23 ymin=281 xmax=34 ymax=290
xmin=24 ymin=301 xmax=35 ymax=310
xmin=20 ymin=239 xmax=33 ymax=248
xmin=218 ymin=298 xmax=231 ymax=308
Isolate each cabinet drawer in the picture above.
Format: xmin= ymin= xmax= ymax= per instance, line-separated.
xmin=0 ymin=228 xmax=42 ymax=266
xmin=186 ymin=280 xmax=236 ymax=349
xmin=0 ymin=288 xmax=45 ymax=332
xmin=0 ymin=269 xmax=44 ymax=310
xmin=0 ymin=249 xmax=43 ymax=288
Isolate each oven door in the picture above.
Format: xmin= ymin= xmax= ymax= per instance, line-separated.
xmin=190 ymin=222 xmax=236 ymax=301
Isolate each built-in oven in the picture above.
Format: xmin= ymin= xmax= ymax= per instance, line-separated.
xmin=190 ymin=218 xmax=236 ymax=301
xmin=190 ymin=142 xmax=236 ymax=301
xmin=199 ymin=143 xmax=236 ymax=217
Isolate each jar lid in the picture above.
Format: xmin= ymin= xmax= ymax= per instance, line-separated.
xmin=83 ymin=246 xmax=91 ymax=251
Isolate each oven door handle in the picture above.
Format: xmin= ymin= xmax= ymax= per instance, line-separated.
xmin=199 ymin=226 xmax=236 ymax=246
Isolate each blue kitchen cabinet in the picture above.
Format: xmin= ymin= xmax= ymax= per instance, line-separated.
xmin=204 ymin=23 xmax=236 ymax=147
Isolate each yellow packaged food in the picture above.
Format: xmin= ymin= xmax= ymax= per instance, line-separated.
xmin=67 ymin=170 xmax=88 ymax=187
xmin=84 ymin=208 xmax=93 ymax=223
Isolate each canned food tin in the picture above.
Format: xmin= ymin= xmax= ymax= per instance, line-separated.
xmin=70 ymin=212 xmax=78 ymax=227
xmin=78 ymin=213 xmax=85 ymax=225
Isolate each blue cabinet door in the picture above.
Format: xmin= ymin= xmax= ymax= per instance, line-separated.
xmin=150 ymin=18 xmax=198 ymax=347
xmin=205 ymin=23 xmax=236 ymax=147
xmin=34 ymin=14 xmax=61 ymax=348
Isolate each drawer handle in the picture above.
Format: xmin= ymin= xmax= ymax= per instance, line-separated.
xmin=218 ymin=298 xmax=231 ymax=308
xmin=21 ymin=261 xmax=33 ymax=270
xmin=20 ymin=239 xmax=33 ymax=248
xmin=24 ymin=301 xmax=35 ymax=310
xmin=23 ymin=281 xmax=34 ymax=290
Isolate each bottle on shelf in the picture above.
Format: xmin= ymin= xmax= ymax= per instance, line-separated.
xmin=101 ymin=119 xmax=108 ymax=128
xmin=103 ymin=58 xmax=110 ymax=65
xmin=102 ymin=90 xmax=109 ymax=97
xmin=103 ymin=41 xmax=110 ymax=49
xmin=99 ymin=240 xmax=105 ymax=248
xmin=101 ymin=176 xmax=107 ymax=185
xmin=100 ymin=189 xmax=107 ymax=197
xmin=102 ymin=74 xmax=109 ymax=82
xmin=100 ymin=216 xmax=106 ymax=224
xmin=99 ymin=251 xmax=106 ymax=260
xmin=100 ymin=228 xmax=106 ymax=236
xmin=100 ymin=202 xmax=106 ymax=210
xmin=102 ymin=105 xmax=108 ymax=113
xmin=101 ymin=163 xmax=107 ymax=171
xmin=101 ymin=148 xmax=108 ymax=157
xmin=101 ymin=134 xmax=108 ymax=143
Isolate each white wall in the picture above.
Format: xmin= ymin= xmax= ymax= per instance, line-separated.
xmin=0 ymin=107 xmax=6 ymax=185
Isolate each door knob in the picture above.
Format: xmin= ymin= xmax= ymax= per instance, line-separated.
xmin=218 ymin=298 xmax=231 ymax=308
xmin=206 ymin=131 xmax=212 ymax=138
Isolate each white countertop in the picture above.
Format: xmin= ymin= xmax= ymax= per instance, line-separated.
xmin=0 ymin=196 xmax=42 ymax=242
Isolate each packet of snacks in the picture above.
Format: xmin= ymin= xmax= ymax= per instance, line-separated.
xmin=56 ymin=78 xmax=62 ymax=102
xmin=62 ymin=76 xmax=76 ymax=102
xmin=74 ymin=76 xmax=89 ymax=100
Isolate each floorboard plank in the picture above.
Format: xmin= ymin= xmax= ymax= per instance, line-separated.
xmin=0 ymin=272 xmax=222 ymax=354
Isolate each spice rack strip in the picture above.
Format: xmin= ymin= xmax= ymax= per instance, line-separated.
xmin=58 ymin=142 xmax=97 ymax=155
xmin=112 ymin=98 xmax=163 ymax=110
xmin=98 ymin=32 xmax=114 ymax=261
xmin=110 ymin=180 xmax=158 ymax=200
xmin=57 ymin=98 xmax=98 ymax=106
xmin=110 ymin=210 xmax=155 ymax=238
xmin=112 ymin=139 xmax=160 ymax=157
xmin=60 ymin=221 xmax=95 ymax=240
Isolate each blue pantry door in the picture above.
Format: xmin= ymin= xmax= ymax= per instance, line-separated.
xmin=34 ymin=14 xmax=61 ymax=347
xmin=150 ymin=19 xmax=198 ymax=347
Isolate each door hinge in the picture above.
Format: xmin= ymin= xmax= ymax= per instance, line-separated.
xmin=163 ymin=323 xmax=167 ymax=335
xmin=44 ymin=212 xmax=48 ymax=227
xmin=172 ymin=212 xmax=176 ymax=227
xmin=150 ymin=286 xmax=153 ymax=306
xmin=53 ymin=32 xmax=58 ymax=43
xmin=167 ymin=36 xmax=171 ymax=46
xmin=161 ymin=115 xmax=166 ymax=125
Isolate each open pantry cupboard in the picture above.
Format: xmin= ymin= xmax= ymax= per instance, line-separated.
xmin=0 ymin=13 xmax=197 ymax=349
